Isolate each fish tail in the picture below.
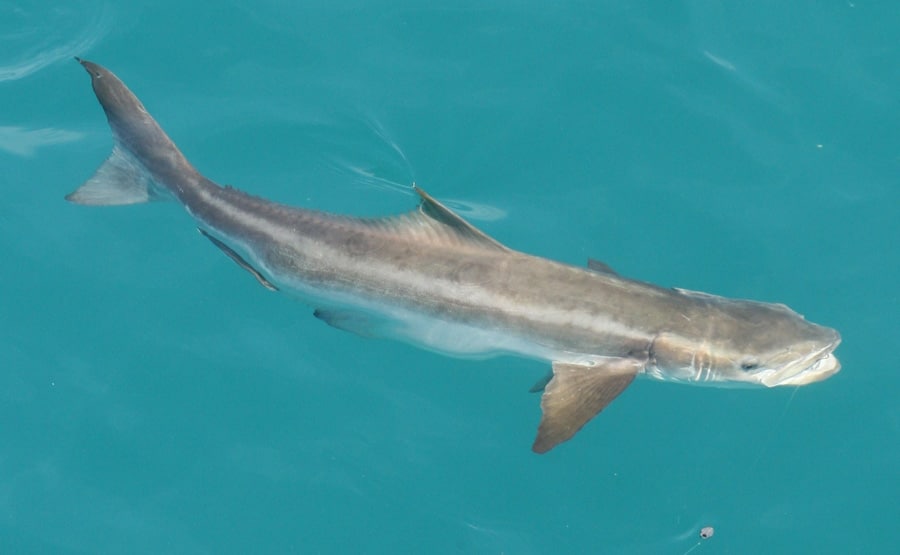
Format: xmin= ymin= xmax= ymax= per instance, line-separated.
xmin=66 ymin=58 xmax=190 ymax=206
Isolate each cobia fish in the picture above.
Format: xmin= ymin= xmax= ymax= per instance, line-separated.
xmin=67 ymin=59 xmax=841 ymax=453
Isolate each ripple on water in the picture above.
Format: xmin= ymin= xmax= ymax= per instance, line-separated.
xmin=0 ymin=2 xmax=112 ymax=82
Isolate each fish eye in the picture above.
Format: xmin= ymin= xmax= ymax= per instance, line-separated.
xmin=740 ymin=358 xmax=760 ymax=371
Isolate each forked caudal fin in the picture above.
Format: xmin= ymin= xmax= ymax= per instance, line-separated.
xmin=66 ymin=58 xmax=189 ymax=206
xmin=66 ymin=145 xmax=160 ymax=205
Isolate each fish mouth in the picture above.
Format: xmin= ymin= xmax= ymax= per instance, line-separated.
xmin=760 ymin=334 xmax=842 ymax=387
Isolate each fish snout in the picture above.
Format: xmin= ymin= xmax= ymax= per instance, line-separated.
xmin=761 ymin=330 xmax=842 ymax=387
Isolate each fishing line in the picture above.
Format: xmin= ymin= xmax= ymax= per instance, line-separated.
xmin=748 ymin=385 xmax=801 ymax=475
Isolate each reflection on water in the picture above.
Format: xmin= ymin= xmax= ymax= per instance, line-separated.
xmin=0 ymin=126 xmax=83 ymax=157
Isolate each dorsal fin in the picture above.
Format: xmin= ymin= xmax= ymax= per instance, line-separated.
xmin=587 ymin=258 xmax=617 ymax=275
xmin=361 ymin=186 xmax=509 ymax=252
xmin=413 ymin=186 xmax=509 ymax=251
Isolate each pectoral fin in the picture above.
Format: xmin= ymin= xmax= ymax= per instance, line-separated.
xmin=529 ymin=371 xmax=553 ymax=393
xmin=532 ymin=359 xmax=640 ymax=454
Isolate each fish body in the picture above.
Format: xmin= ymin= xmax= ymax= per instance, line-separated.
xmin=68 ymin=59 xmax=841 ymax=452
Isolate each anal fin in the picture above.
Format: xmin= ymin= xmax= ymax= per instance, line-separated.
xmin=532 ymin=359 xmax=640 ymax=454
xmin=198 ymin=229 xmax=278 ymax=291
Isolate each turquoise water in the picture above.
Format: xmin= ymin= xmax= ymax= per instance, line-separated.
xmin=2 ymin=1 xmax=897 ymax=553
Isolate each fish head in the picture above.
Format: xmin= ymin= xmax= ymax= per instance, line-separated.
xmin=648 ymin=295 xmax=841 ymax=387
